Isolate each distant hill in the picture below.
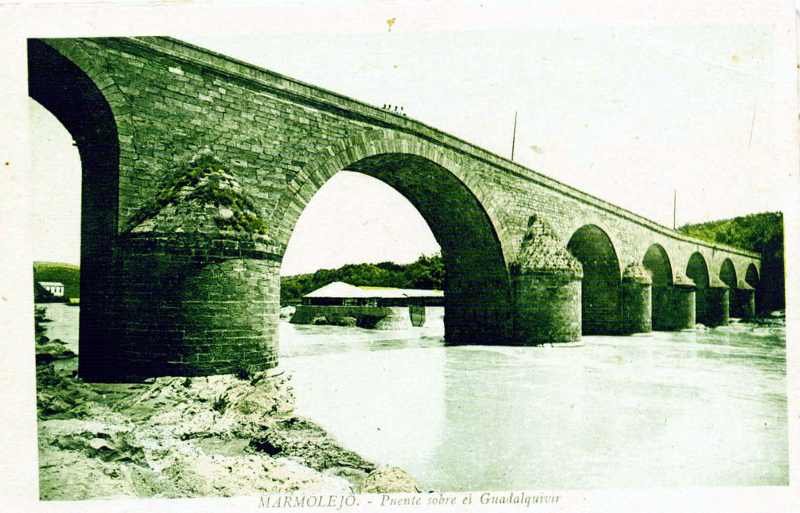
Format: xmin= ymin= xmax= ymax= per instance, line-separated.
xmin=33 ymin=262 xmax=80 ymax=300
xmin=678 ymin=212 xmax=783 ymax=312
xmin=281 ymin=254 xmax=444 ymax=306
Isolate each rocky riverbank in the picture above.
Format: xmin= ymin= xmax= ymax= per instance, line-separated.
xmin=36 ymin=360 xmax=420 ymax=500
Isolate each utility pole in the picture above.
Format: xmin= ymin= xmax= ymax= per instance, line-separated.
xmin=511 ymin=111 xmax=518 ymax=161
xmin=673 ymin=189 xmax=677 ymax=230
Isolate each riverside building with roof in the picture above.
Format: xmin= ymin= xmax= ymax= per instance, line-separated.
xmin=291 ymin=282 xmax=444 ymax=329
xmin=38 ymin=282 xmax=65 ymax=297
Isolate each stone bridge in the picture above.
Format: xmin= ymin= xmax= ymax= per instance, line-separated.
xmin=28 ymin=37 xmax=762 ymax=382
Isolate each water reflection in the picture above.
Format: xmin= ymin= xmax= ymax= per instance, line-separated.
xmin=281 ymin=320 xmax=787 ymax=490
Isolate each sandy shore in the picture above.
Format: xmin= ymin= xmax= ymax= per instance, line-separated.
xmin=36 ymin=358 xmax=420 ymax=500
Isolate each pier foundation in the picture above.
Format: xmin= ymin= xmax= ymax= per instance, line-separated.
xmin=621 ymin=262 xmax=652 ymax=334
xmin=653 ymin=274 xmax=696 ymax=331
xmin=513 ymin=274 xmax=583 ymax=344
xmin=670 ymin=277 xmax=697 ymax=330
xmin=733 ymin=280 xmax=756 ymax=321
xmin=704 ymin=283 xmax=730 ymax=327
xmin=511 ymin=215 xmax=584 ymax=344
xmin=116 ymin=233 xmax=280 ymax=381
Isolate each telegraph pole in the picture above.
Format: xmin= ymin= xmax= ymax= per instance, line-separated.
xmin=673 ymin=189 xmax=677 ymax=229
xmin=511 ymin=111 xmax=518 ymax=161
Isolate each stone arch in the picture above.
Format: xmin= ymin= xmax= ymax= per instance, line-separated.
xmin=642 ymin=244 xmax=673 ymax=287
xmin=642 ymin=244 xmax=673 ymax=330
xmin=686 ymin=252 xmax=710 ymax=325
xmin=278 ymin=131 xmax=513 ymax=345
xmin=745 ymin=263 xmax=759 ymax=288
xmin=28 ymin=39 xmax=123 ymax=382
xmin=566 ymin=224 xmax=621 ymax=334
xmin=745 ymin=263 xmax=761 ymax=315
xmin=686 ymin=253 xmax=710 ymax=288
xmin=719 ymin=258 xmax=737 ymax=289
xmin=276 ymin=131 xmax=512 ymax=259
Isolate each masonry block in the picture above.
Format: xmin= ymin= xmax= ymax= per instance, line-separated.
xmin=110 ymin=232 xmax=280 ymax=381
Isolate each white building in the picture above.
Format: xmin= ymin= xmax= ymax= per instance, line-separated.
xmin=39 ymin=281 xmax=65 ymax=297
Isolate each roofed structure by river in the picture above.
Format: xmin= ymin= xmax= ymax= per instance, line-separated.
xmin=302 ymin=282 xmax=444 ymax=307
xmin=292 ymin=282 xmax=444 ymax=329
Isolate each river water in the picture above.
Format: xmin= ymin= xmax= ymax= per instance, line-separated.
xmin=40 ymin=304 xmax=787 ymax=491
xmin=279 ymin=314 xmax=787 ymax=491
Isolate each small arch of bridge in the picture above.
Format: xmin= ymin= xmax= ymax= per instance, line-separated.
xmin=642 ymin=244 xmax=674 ymax=287
xmin=745 ymin=263 xmax=760 ymax=288
xmin=686 ymin=252 xmax=710 ymax=288
xmin=719 ymin=258 xmax=737 ymax=290
xmin=686 ymin=252 xmax=711 ymax=325
xmin=642 ymin=243 xmax=675 ymax=330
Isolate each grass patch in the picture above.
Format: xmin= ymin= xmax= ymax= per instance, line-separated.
xmin=124 ymin=154 xmax=267 ymax=235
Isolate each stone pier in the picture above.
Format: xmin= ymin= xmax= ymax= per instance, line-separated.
xmin=621 ymin=262 xmax=652 ymax=334
xmin=703 ymin=281 xmax=730 ymax=327
xmin=511 ymin=216 xmax=583 ymax=344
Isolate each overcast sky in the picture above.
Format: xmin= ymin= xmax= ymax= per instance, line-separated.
xmin=28 ymin=7 xmax=797 ymax=275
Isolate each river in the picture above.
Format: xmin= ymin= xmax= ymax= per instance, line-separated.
xmin=279 ymin=315 xmax=787 ymax=491
xmin=40 ymin=304 xmax=787 ymax=491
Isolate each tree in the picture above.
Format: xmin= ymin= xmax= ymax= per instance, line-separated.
xmin=279 ymin=254 xmax=445 ymax=305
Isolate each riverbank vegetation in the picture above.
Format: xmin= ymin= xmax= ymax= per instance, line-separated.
xmin=281 ymin=254 xmax=444 ymax=305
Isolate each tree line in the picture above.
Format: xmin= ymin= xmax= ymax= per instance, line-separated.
xmin=281 ymin=254 xmax=445 ymax=305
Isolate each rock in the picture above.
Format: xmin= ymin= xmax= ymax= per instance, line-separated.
xmin=36 ymin=339 xmax=76 ymax=362
xmin=359 ymin=466 xmax=421 ymax=493
xmin=249 ymin=417 xmax=376 ymax=474
xmin=35 ymin=359 xmax=402 ymax=499
xmin=312 ymin=316 xmax=329 ymax=325
xmin=88 ymin=437 xmax=114 ymax=452
xmin=338 ymin=316 xmax=357 ymax=327
xmin=38 ymin=393 xmax=75 ymax=416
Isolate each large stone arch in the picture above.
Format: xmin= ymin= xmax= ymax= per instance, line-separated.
xmin=276 ymin=131 xmax=512 ymax=256
xmin=642 ymin=244 xmax=674 ymax=330
xmin=28 ymin=39 xmax=124 ymax=382
xmin=686 ymin=252 xmax=710 ymax=324
xmin=566 ymin=224 xmax=621 ymax=334
xmin=277 ymin=131 xmax=513 ymax=344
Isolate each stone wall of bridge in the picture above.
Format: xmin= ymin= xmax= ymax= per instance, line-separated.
xmin=29 ymin=37 xmax=764 ymax=381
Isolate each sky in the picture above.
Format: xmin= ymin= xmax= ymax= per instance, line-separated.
xmin=27 ymin=12 xmax=797 ymax=275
